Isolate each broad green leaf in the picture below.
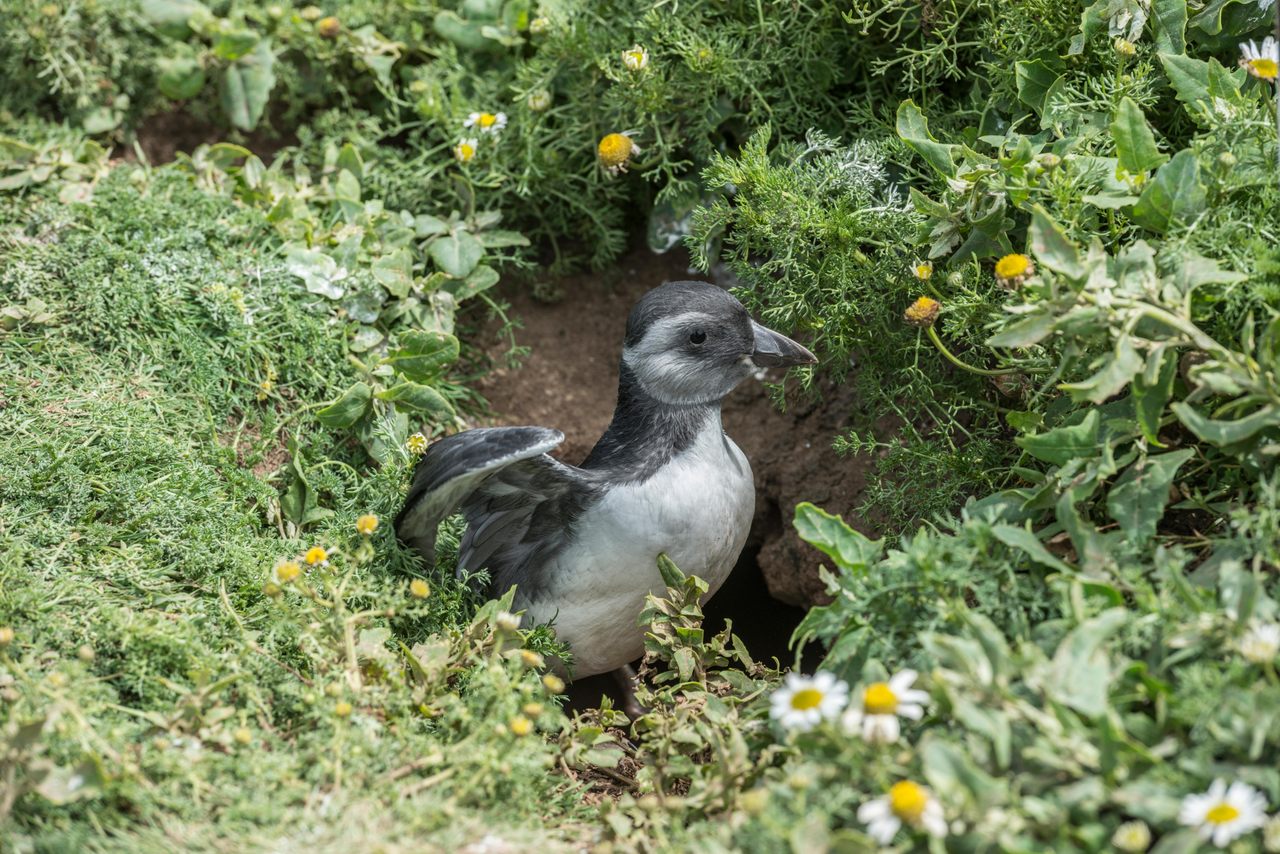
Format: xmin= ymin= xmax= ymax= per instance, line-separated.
xmin=1158 ymin=53 xmax=1210 ymax=113
xmin=1015 ymin=60 xmax=1061 ymax=114
xmin=445 ymin=264 xmax=499 ymax=301
xmin=375 ymin=381 xmax=456 ymax=420
xmin=316 ymin=382 xmax=371 ymax=428
xmin=336 ymin=143 xmax=363 ymax=180
xmin=414 ymin=214 xmax=449 ymax=237
xmin=1047 ymin=608 xmax=1128 ymax=717
xmin=1172 ymin=401 xmax=1280 ymax=447
xmin=333 ymin=169 xmax=362 ymax=221
xmin=428 ymin=230 xmax=484 ymax=277
xmin=1111 ymin=98 xmax=1166 ymax=176
xmin=477 ymin=229 xmax=531 ymax=248
xmin=1130 ymin=150 xmax=1205 ymax=234
xmin=987 ymin=312 xmax=1056 ymax=348
xmin=139 ymin=0 xmax=207 ymax=34
xmin=212 ymin=29 xmax=259 ymax=61
xmin=656 ymin=553 xmax=685 ymax=588
xmin=383 ymin=330 xmax=460 ymax=382
xmin=157 ymin=54 xmax=206 ymax=100
xmin=284 ymin=244 xmax=348 ymax=299
xmin=1133 ymin=349 xmax=1177 ymax=445
xmin=990 ymin=524 xmax=1073 ymax=573
xmin=895 ymin=100 xmax=955 ymax=178
xmin=1016 ymin=410 xmax=1100 ymax=466
xmin=1150 ymin=0 xmax=1187 ymax=55
xmin=1029 ymin=206 xmax=1085 ymax=280
xmin=921 ymin=736 xmax=1004 ymax=809
xmin=372 ymin=248 xmax=413 ymax=298
xmin=793 ymin=502 xmax=884 ymax=572
xmin=1061 ymin=336 xmax=1143 ymax=404
xmin=220 ymin=40 xmax=276 ymax=131
xmin=1107 ymin=449 xmax=1194 ymax=544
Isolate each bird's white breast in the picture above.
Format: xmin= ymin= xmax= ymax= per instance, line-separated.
xmin=522 ymin=420 xmax=755 ymax=677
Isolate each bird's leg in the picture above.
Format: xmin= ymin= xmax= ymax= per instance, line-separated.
xmin=612 ymin=663 xmax=647 ymax=720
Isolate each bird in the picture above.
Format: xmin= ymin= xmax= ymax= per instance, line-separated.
xmin=394 ymin=279 xmax=816 ymax=709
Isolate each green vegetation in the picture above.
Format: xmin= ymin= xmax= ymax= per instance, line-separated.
xmin=4 ymin=0 xmax=1280 ymax=850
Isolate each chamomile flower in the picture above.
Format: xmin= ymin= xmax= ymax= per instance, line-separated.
xmin=903 ymin=296 xmax=941 ymax=329
xmin=1112 ymin=820 xmax=1152 ymax=852
xmin=858 ymin=780 xmax=948 ymax=845
xmin=769 ymin=671 xmax=849 ymax=732
xmin=464 ymin=111 xmax=507 ymax=134
xmin=303 ymin=546 xmax=329 ymax=567
xmin=1240 ymin=37 xmax=1279 ymax=83
xmin=409 ymin=579 xmax=430 ymax=599
xmin=1179 ymin=779 xmax=1269 ymax=848
xmin=454 ymin=138 xmax=478 ymax=164
xmin=272 ymin=559 xmax=302 ymax=585
xmin=840 ymin=669 xmax=929 ymax=744
xmin=1241 ymin=621 xmax=1280 ymax=664
xmin=622 ymin=44 xmax=650 ymax=71
xmin=912 ymin=261 xmax=933 ymax=281
xmin=406 ymin=432 xmax=429 ymax=454
xmin=355 ymin=514 xmax=378 ymax=535
xmin=994 ymin=253 xmax=1035 ymax=289
xmin=597 ymin=131 xmax=641 ymax=176
xmin=526 ymin=89 xmax=552 ymax=112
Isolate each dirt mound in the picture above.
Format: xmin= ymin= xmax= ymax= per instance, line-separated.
xmin=472 ymin=246 xmax=880 ymax=613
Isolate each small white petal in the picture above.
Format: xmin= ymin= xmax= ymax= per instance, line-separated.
xmin=898 ymin=702 xmax=925 ymax=721
xmin=857 ymin=798 xmax=890 ymax=823
xmin=888 ymin=669 xmax=918 ymax=692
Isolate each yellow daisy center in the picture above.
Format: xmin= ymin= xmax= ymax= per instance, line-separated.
xmin=914 ymin=263 xmax=932 ymax=280
xmin=789 ymin=688 xmax=824 ymax=711
xmin=995 ymin=254 xmax=1031 ymax=280
xmin=276 ymin=561 xmax=301 ymax=583
xmin=863 ymin=682 xmax=898 ymax=715
xmin=477 ymin=113 xmax=497 ymax=127
xmin=1206 ymin=803 xmax=1240 ymax=825
xmin=1249 ymin=58 xmax=1278 ymax=81
xmin=598 ymin=133 xmax=635 ymax=167
xmin=456 ymin=143 xmax=475 ymax=161
xmin=509 ymin=716 xmax=533 ymax=736
xmin=356 ymin=514 xmax=378 ymax=535
xmin=888 ymin=781 xmax=928 ymax=822
xmin=409 ymin=579 xmax=430 ymax=599
xmin=627 ymin=50 xmax=644 ymax=64
xmin=304 ymin=546 xmax=328 ymax=565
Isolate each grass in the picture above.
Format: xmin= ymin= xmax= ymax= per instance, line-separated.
xmin=0 ymin=166 xmax=592 ymax=850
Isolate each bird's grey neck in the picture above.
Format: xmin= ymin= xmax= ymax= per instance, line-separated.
xmin=580 ymin=363 xmax=720 ymax=481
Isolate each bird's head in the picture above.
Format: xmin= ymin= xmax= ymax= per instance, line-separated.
xmin=621 ymin=280 xmax=816 ymax=406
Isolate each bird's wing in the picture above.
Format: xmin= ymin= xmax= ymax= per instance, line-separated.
xmin=395 ymin=428 xmax=597 ymax=598
xmin=394 ymin=426 xmax=567 ymax=567
xmin=457 ymin=452 xmax=598 ymax=598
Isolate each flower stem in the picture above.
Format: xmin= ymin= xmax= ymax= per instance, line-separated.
xmin=925 ymin=326 xmax=1034 ymax=377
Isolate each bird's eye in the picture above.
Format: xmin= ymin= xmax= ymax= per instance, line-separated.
xmin=689 ymin=329 xmax=707 ymax=345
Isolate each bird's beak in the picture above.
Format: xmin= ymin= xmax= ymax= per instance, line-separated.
xmin=750 ymin=320 xmax=817 ymax=368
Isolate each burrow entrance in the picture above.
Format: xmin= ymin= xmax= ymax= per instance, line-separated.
xmin=470 ymin=243 xmax=880 ymax=706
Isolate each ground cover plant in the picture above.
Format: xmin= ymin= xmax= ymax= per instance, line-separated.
xmin=3 ymin=0 xmax=1280 ymax=851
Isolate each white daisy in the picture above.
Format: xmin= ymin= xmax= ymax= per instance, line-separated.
xmin=1239 ymin=37 xmax=1279 ymax=83
xmin=840 ymin=669 xmax=930 ymax=744
xmin=769 ymin=671 xmax=848 ymax=732
xmin=857 ymin=780 xmax=947 ymax=845
xmin=1240 ymin=622 xmax=1280 ymax=665
xmin=453 ymin=138 xmax=478 ymax=164
xmin=622 ymin=44 xmax=649 ymax=72
xmin=1178 ymin=779 xmax=1269 ymax=848
xmin=464 ymin=111 xmax=508 ymax=134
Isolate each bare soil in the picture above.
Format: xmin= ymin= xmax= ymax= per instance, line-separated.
xmin=471 ymin=245 xmax=883 ymax=631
